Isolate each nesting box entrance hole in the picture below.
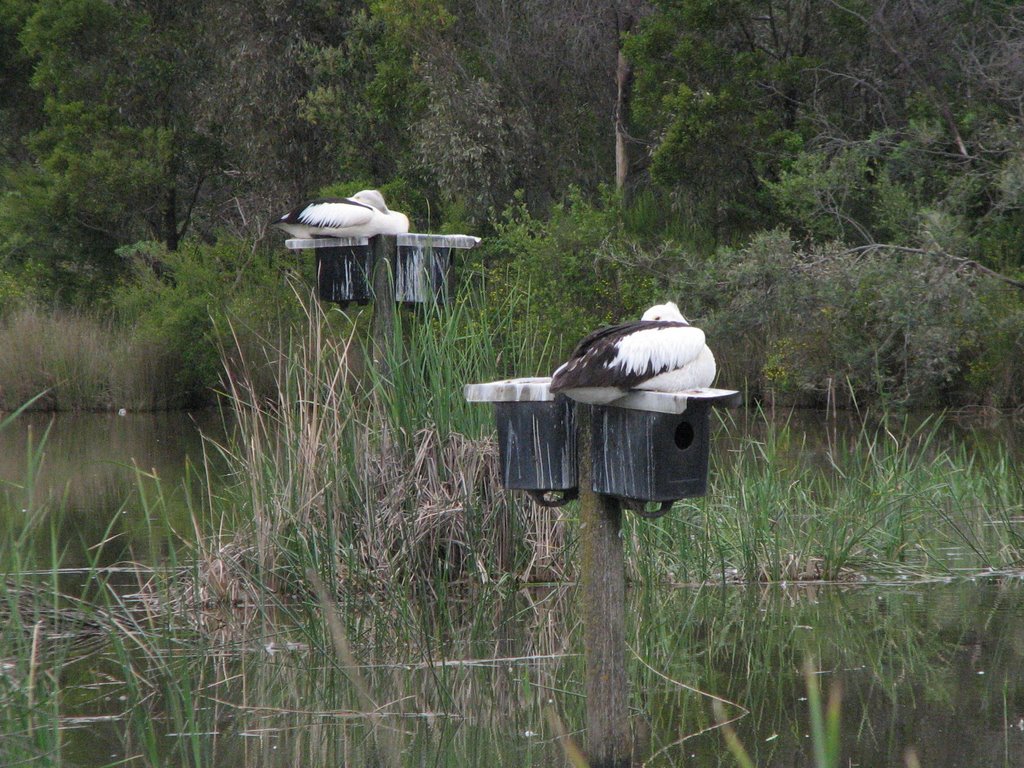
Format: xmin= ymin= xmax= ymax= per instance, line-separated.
xmin=674 ymin=420 xmax=696 ymax=450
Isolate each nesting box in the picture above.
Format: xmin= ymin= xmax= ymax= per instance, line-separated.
xmin=592 ymin=399 xmax=710 ymax=501
xmin=590 ymin=389 xmax=740 ymax=513
xmin=286 ymin=234 xmax=480 ymax=306
xmin=464 ymin=378 xmax=578 ymax=506
xmin=465 ymin=379 xmax=740 ymax=515
xmin=304 ymin=239 xmax=373 ymax=305
xmin=395 ymin=234 xmax=479 ymax=304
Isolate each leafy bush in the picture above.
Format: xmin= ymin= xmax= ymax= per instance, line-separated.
xmin=678 ymin=231 xmax=1024 ymax=408
xmin=480 ymin=189 xmax=661 ymax=370
xmin=964 ymin=288 xmax=1024 ymax=408
xmin=112 ymin=238 xmax=308 ymax=407
xmin=472 ymin=191 xmax=1024 ymax=409
xmin=0 ymin=268 xmax=27 ymax=315
xmin=767 ymin=131 xmax=1024 ymax=273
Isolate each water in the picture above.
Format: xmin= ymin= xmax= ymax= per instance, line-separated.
xmin=3 ymin=409 xmax=1024 ymax=766
xmin=0 ymin=410 xmax=225 ymax=567
xmin=40 ymin=580 xmax=1024 ymax=766
xmin=645 ymin=579 xmax=1024 ymax=766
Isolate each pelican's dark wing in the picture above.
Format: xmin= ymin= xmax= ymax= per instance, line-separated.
xmin=551 ymin=320 xmax=702 ymax=392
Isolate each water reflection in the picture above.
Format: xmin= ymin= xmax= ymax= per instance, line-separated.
xmin=720 ymin=406 xmax=1024 ymax=460
xmin=640 ymin=579 xmax=1024 ymax=766
xmin=44 ymin=579 xmax=1024 ymax=767
xmin=0 ymin=410 xmax=226 ymax=566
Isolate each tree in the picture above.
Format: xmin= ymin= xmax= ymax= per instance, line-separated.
xmin=0 ymin=0 xmax=356 ymax=301
xmin=623 ymin=0 xmax=1024 ymax=269
xmin=302 ymin=0 xmax=647 ymax=222
xmin=614 ymin=1 xmax=645 ymax=193
xmin=625 ymin=0 xmax=834 ymax=240
xmin=18 ymin=0 xmax=217 ymax=252
xmin=0 ymin=0 xmax=42 ymax=166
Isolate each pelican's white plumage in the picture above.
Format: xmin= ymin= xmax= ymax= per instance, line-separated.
xmin=273 ymin=189 xmax=410 ymax=239
xmin=549 ymin=301 xmax=716 ymax=404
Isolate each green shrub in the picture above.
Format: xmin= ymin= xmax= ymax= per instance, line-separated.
xmin=767 ymin=131 xmax=1024 ymax=274
xmin=677 ymin=231 xmax=1024 ymax=408
xmin=480 ymin=189 xmax=661 ymax=370
xmin=112 ymin=237 xmax=308 ymax=407
xmin=964 ymin=287 xmax=1024 ymax=407
xmin=470 ymin=191 xmax=1024 ymax=408
xmin=0 ymin=268 xmax=27 ymax=315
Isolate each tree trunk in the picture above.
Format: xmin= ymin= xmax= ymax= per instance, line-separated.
xmin=615 ymin=45 xmax=633 ymax=193
xmin=164 ymin=185 xmax=179 ymax=251
xmin=614 ymin=7 xmax=637 ymax=193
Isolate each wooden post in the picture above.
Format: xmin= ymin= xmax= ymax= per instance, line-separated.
xmin=577 ymin=404 xmax=631 ymax=768
xmin=370 ymin=234 xmax=396 ymax=378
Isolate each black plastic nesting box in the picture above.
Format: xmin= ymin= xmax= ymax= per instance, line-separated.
xmin=464 ymin=378 xmax=578 ymax=506
xmin=315 ymin=243 xmax=373 ymax=305
xmin=466 ymin=380 xmax=740 ymax=514
xmin=286 ymin=234 xmax=480 ymax=306
xmin=394 ymin=236 xmax=453 ymax=304
xmin=592 ymin=400 xmax=712 ymax=502
xmin=495 ymin=398 xmax=577 ymax=492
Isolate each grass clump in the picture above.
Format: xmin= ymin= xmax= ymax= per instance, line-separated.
xmin=0 ymin=236 xmax=309 ymax=412
xmin=197 ymin=279 xmax=565 ymax=609
xmin=0 ymin=304 xmax=182 ymax=411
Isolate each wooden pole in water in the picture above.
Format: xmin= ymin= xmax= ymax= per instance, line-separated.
xmin=577 ymin=404 xmax=631 ymax=768
xmin=370 ymin=234 xmax=396 ymax=378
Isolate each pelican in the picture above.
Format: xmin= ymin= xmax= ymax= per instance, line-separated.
xmin=273 ymin=189 xmax=410 ymax=239
xmin=549 ymin=302 xmax=716 ymax=404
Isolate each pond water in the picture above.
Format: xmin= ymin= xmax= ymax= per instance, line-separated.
xmin=44 ymin=580 xmax=1024 ymax=767
xmin=3 ymin=409 xmax=1024 ymax=766
xmin=0 ymin=410 xmax=226 ymax=567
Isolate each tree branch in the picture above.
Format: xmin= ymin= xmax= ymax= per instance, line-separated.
xmin=841 ymin=243 xmax=1024 ymax=291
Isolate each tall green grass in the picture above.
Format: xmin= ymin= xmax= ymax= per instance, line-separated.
xmin=630 ymin=410 xmax=1024 ymax=586
xmin=198 ymin=279 xmax=563 ymax=608
xmin=202 ymin=274 xmax=1024 ymax=606
xmin=0 ymin=398 xmax=116 ymax=766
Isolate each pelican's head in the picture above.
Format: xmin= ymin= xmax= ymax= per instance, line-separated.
xmin=351 ymin=189 xmax=389 ymax=213
xmin=641 ymin=301 xmax=686 ymax=322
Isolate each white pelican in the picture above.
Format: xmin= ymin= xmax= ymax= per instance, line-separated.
xmin=273 ymin=189 xmax=410 ymax=238
xmin=549 ymin=302 xmax=716 ymax=404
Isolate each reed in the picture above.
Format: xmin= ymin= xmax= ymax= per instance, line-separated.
xmin=182 ymin=300 xmax=1024 ymax=629
xmin=196 ymin=279 xmax=564 ymax=613
xmin=630 ymin=409 xmax=1024 ymax=585
xmin=0 ymin=404 xmax=107 ymax=766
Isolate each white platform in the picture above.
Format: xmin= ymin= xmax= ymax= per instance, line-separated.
xmin=285 ymin=234 xmax=481 ymax=250
xmin=464 ymin=377 xmax=741 ymax=414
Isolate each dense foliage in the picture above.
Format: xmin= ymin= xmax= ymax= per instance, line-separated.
xmin=1 ymin=0 xmax=1022 ymax=408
